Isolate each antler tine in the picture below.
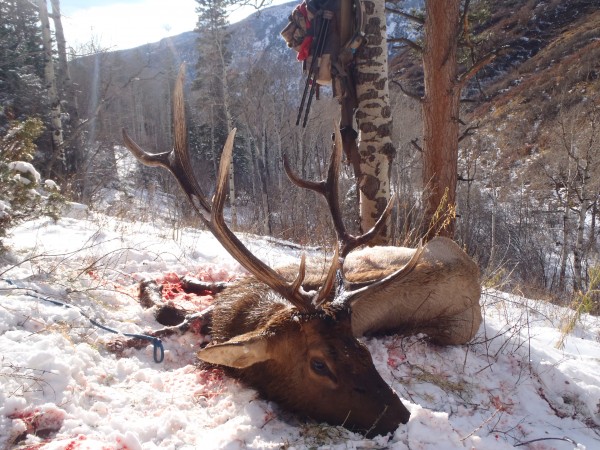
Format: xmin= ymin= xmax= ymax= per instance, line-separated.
xmin=284 ymin=126 xmax=399 ymax=307
xmin=313 ymin=242 xmax=340 ymax=307
xmin=284 ymin=126 xmax=396 ymax=259
xmin=122 ymin=64 xmax=211 ymax=214
xmin=339 ymin=241 xmax=425 ymax=308
xmin=211 ymin=130 xmax=315 ymax=312
xmin=123 ymin=64 xmax=317 ymax=314
xmin=283 ymin=128 xmax=347 ymax=252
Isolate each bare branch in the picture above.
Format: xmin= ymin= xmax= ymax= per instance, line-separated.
xmin=458 ymin=122 xmax=480 ymax=143
xmin=410 ymin=138 xmax=423 ymax=153
xmin=385 ymin=6 xmax=425 ymax=25
xmin=457 ymin=46 xmax=510 ymax=88
xmin=390 ymin=79 xmax=422 ymax=102
xmin=388 ymin=37 xmax=423 ymax=53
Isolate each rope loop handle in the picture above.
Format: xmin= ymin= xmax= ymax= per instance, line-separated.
xmin=121 ymin=332 xmax=165 ymax=363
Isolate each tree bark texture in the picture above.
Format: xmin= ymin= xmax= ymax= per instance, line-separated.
xmin=353 ymin=0 xmax=394 ymax=244
xmin=421 ymin=0 xmax=461 ymax=240
xmin=572 ymin=154 xmax=592 ymax=293
xmin=50 ymin=0 xmax=83 ymax=178
xmin=559 ymin=197 xmax=569 ymax=292
xmin=49 ymin=0 xmax=71 ymax=104
xmin=37 ymin=0 xmax=64 ymax=177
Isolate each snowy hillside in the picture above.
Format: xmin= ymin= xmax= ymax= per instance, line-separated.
xmin=1 ymin=208 xmax=599 ymax=450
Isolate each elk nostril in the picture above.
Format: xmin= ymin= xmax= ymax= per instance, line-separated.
xmin=354 ymin=386 xmax=367 ymax=394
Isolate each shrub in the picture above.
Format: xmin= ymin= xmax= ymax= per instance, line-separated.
xmin=555 ymin=266 xmax=600 ymax=349
xmin=0 ymin=118 xmax=64 ymax=248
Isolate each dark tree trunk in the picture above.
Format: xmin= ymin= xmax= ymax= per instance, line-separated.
xmin=421 ymin=0 xmax=461 ymax=241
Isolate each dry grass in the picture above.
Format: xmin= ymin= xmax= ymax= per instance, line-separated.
xmin=555 ymin=266 xmax=600 ymax=349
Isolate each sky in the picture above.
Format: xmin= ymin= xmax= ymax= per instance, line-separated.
xmin=58 ymin=0 xmax=284 ymax=52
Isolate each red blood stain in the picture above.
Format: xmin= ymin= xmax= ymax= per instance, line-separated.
xmin=386 ymin=346 xmax=407 ymax=369
xmin=156 ymin=269 xmax=237 ymax=311
xmin=63 ymin=435 xmax=86 ymax=450
xmin=195 ymin=367 xmax=226 ymax=400
xmin=8 ymin=406 xmax=64 ymax=439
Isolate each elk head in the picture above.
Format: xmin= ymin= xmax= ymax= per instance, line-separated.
xmin=122 ymin=65 xmax=417 ymax=436
xmin=199 ymin=287 xmax=409 ymax=436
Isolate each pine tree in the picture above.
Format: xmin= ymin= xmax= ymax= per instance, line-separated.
xmin=194 ymin=0 xmax=237 ymax=226
xmin=389 ymin=0 xmax=500 ymax=241
xmin=0 ymin=0 xmax=45 ymax=127
xmin=1 ymin=117 xmax=64 ymax=245
xmin=194 ymin=0 xmax=233 ymax=141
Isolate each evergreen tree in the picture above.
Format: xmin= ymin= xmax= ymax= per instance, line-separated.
xmin=0 ymin=117 xmax=64 ymax=246
xmin=193 ymin=0 xmax=233 ymax=143
xmin=0 ymin=0 xmax=45 ymax=128
xmin=194 ymin=0 xmax=238 ymax=225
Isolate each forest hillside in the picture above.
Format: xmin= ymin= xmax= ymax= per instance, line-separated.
xmin=67 ymin=0 xmax=600 ymax=305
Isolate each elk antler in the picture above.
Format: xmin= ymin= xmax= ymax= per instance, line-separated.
xmin=283 ymin=127 xmax=396 ymax=260
xmin=122 ymin=64 xmax=324 ymax=313
xmin=338 ymin=242 xmax=424 ymax=308
xmin=283 ymin=126 xmax=423 ymax=307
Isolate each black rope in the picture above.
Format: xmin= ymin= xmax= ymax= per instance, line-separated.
xmin=1 ymin=278 xmax=164 ymax=363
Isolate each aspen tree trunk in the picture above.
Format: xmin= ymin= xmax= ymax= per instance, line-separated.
xmin=37 ymin=0 xmax=64 ymax=177
xmin=354 ymin=0 xmax=394 ymax=244
xmin=50 ymin=0 xmax=83 ymax=180
xmin=246 ymin=133 xmax=270 ymax=234
xmin=573 ymin=195 xmax=587 ymax=293
xmin=559 ymin=188 xmax=570 ymax=292
xmin=246 ymin=133 xmax=258 ymax=200
xmin=489 ymin=186 xmax=497 ymax=270
xmin=259 ymin=125 xmax=272 ymax=235
xmin=573 ymin=161 xmax=591 ymax=292
xmin=275 ymin=127 xmax=284 ymax=193
xmin=209 ymin=105 xmax=218 ymax=178
xmin=49 ymin=0 xmax=72 ymax=106
xmin=589 ymin=200 xmax=598 ymax=252
xmin=421 ymin=0 xmax=461 ymax=240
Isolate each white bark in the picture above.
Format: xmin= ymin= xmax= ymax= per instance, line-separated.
xmin=572 ymin=151 xmax=592 ymax=292
xmin=354 ymin=0 xmax=394 ymax=243
xmin=37 ymin=0 xmax=64 ymax=175
xmin=49 ymin=0 xmax=71 ymax=102
xmin=559 ymin=190 xmax=570 ymax=291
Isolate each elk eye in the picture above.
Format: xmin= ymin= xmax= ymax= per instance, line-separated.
xmin=310 ymin=358 xmax=330 ymax=376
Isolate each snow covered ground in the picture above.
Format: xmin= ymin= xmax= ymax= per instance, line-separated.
xmin=1 ymin=208 xmax=599 ymax=450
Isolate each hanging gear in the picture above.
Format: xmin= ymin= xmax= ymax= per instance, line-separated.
xmin=297 ymin=9 xmax=333 ymax=127
xmin=281 ymin=0 xmax=365 ymax=128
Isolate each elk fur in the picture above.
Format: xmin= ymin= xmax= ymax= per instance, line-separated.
xmin=276 ymin=236 xmax=481 ymax=346
xmin=122 ymin=64 xmax=483 ymax=437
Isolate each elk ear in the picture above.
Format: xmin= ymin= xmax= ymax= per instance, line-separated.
xmin=197 ymin=333 xmax=270 ymax=369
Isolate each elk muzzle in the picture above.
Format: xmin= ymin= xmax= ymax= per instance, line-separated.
xmin=363 ymin=385 xmax=411 ymax=437
xmin=342 ymin=363 xmax=410 ymax=437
